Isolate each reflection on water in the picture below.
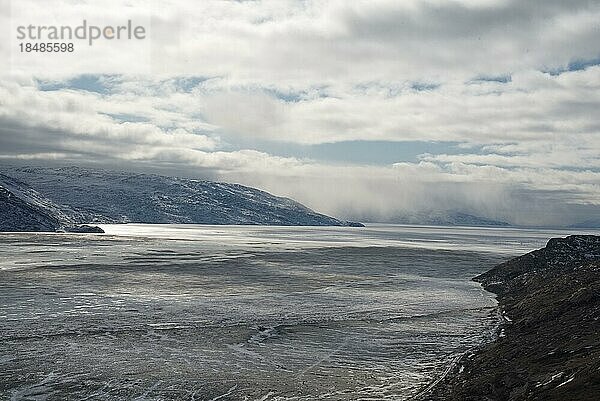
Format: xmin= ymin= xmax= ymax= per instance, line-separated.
xmin=0 ymin=224 xmax=593 ymax=400
xmin=101 ymin=223 xmax=597 ymax=254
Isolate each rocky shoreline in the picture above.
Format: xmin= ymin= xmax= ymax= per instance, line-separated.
xmin=423 ymin=235 xmax=600 ymax=401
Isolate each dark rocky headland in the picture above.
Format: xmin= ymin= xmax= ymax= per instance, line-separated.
xmin=425 ymin=235 xmax=600 ymax=401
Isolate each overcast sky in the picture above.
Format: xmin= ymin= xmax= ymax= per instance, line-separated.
xmin=0 ymin=0 xmax=599 ymax=226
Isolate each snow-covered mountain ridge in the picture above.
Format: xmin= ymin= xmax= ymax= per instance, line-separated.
xmin=0 ymin=166 xmax=362 ymax=231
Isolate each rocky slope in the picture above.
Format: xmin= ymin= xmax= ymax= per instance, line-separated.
xmin=0 ymin=166 xmax=361 ymax=230
xmin=0 ymin=185 xmax=61 ymax=232
xmin=0 ymin=174 xmax=104 ymax=233
xmin=425 ymin=235 xmax=600 ymax=400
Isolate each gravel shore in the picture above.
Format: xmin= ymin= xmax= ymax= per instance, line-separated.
xmin=423 ymin=235 xmax=600 ymax=401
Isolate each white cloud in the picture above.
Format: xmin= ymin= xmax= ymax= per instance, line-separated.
xmin=0 ymin=0 xmax=599 ymax=226
xmin=3 ymin=0 xmax=599 ymax=80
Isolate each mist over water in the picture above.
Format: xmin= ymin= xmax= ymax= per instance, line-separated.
xmin=0 ymin=225 xmax=592 ymax=400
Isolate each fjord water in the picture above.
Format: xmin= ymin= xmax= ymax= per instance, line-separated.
xmin=0 ymin=224 xmax=592 ymax=400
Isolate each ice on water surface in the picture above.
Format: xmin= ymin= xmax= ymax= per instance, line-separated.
xmin=0 ymin=224 xmax=589 ymax=400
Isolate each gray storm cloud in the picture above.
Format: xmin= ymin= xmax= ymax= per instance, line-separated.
xmin=0 ymin=0 xmax=599 ymax=226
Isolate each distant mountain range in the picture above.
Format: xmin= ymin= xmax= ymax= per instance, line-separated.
xmin=6 ymin=165 xmax=594 ymax=232
xmin=0 ymin=166 xmax=362 ymax=232
xmin=388 ymin=210 xmax=510 ymax=227
xmin=570 ymin=219 xmax=600 ymax=229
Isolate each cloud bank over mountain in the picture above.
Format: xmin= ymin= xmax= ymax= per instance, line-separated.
xmin=0 ymin=0 xmax=598 ymax=226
